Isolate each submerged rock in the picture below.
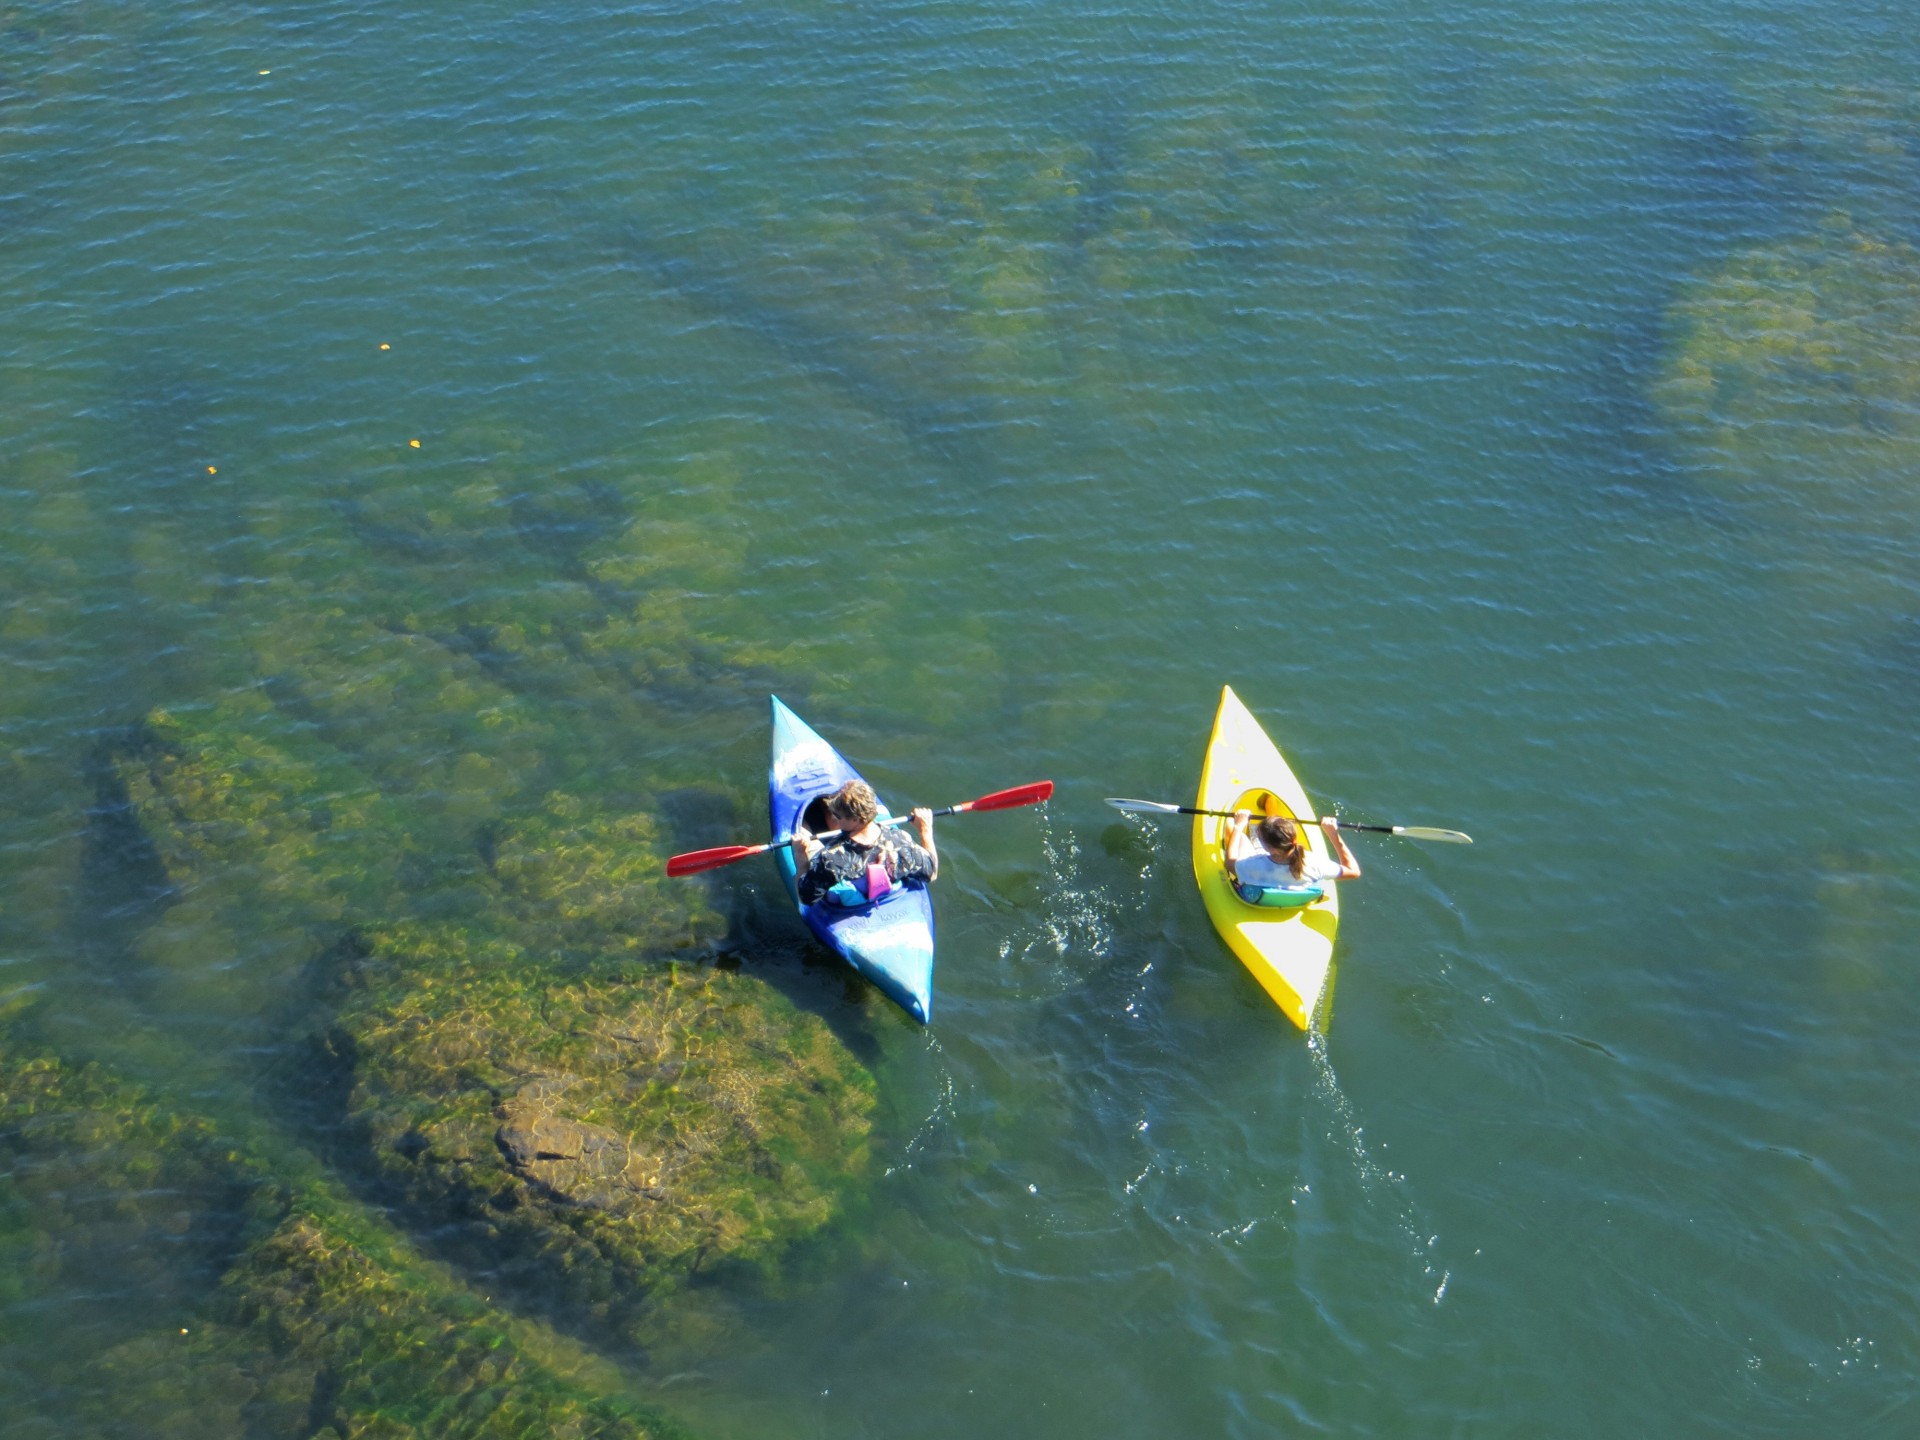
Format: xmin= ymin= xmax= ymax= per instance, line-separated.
xmin=0 ymin=1050 xmax=262 ymax=1342
xmin=118 ymin=1199 xmax=697 ymax=1440
xmin=1655 ymin=214 xmax=1920 ymax=554
xmin=1 ymin=1047 xmax=696 ymax=1440
xmin=324 ymin=923 xmax=875 ymax=1338
xmin=495 ymin=1073 xmax=638 ymax=1209
xmin=109 ymin=702 xmax=875 ymax=1344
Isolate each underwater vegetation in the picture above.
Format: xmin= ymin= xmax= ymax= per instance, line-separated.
xmin=323 ymin=924 xmax=875 ymax=1343
xmin=0 ymin=292 xmax=891 ymax=1424
xmin=1 ymin=49 xmax=1448 ymax=1425
xmin=107 ymin=687 xmax=875 ymax=1334
xmin=0 ymin=413 xmax=887 ymax=1423
xmin=0 ymin=1050 xmax=256 ymax=1343
xmin=1 ymin=1048 xmax=696 ymax=1440
xmin=1655 ymin=216 xmax=1920 ymax=543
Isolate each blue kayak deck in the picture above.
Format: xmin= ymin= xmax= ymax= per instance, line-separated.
xmin=769 ymin=696 xmax=936 ymax=1023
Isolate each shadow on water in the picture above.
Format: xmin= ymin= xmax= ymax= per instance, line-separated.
xmin=328 ymin=481 xmax=775 ymax=717
xmin=418 ymin=110 xmax=1008 ymax=480
xmin=1657 ymin=83 xmax=1802 ymax=233
xmin=717 ymin=896 xmax=893 ymax=1071
xmin=329 ymin=494 xmax=457 ymax=563
xmin=333 ymin=462 xmax=634 ymax=581
xmin=655 ymin=783 xmax=889 ymax=1070
xmin=1066 ymin=83 xmax=1141 ymax=257
xmin=72 ymin=728 xmax=174 ymax=982
xmin=509 ymin=476 xmax=628 ymax=574
xmin=600 ymin=211 xmax=998 ymax=477
xmin=472 ymin=166 xmax=1000 ymax=480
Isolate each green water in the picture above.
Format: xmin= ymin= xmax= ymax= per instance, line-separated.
xmin=4 ymin=0 xmax=1917 ymax=1434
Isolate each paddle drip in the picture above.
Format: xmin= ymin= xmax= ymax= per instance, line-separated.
xmin=993 ymin=808 xmax=1125 ymax=999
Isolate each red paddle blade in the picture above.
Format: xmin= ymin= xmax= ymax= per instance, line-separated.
xmin=952 ymin=780 xmax=1054 ymax=813
xmin=665 ymin=842 xmax=771 ymax=877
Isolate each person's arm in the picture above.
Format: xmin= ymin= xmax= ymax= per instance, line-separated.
xmin=791 ymin=823 xmax=821 ymax=872
xmin=796 ymin=824 xmax=847 ymax=904
xmin=1321 ymin=816 xmax=1361 ymax=880
xmin=795 ymin=828 xmax=840 ymax=904
xmin=1223 ymin=807 xmax=1252 ymax=882
xmin=910 ymin=807 xmax=938 ymax=882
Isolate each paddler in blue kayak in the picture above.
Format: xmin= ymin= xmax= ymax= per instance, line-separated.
xmin=792 ymin=780 xmax=938 ymax=906
xmin=1224 ymin=801 xmax=1361 ymax=898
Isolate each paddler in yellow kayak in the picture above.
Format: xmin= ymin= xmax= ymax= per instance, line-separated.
xmin=1223 ymin=800 xmax=1361 ymax=902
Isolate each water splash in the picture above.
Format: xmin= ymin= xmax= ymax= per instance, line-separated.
xmin=994 ymin=808 xmax=1127 ymax=990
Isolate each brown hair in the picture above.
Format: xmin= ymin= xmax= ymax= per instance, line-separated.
xmin=826 ymin=779 xmax=879 ymax=829
xmin=1254 ymin=815 xmax=1306 ymax=880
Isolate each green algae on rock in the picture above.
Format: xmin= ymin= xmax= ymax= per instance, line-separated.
xmin=2 ymin=1048 xmax=695 ymax=1440
xmin=323 ymin=922 xmax=875 ymax=1338
xmin=103 ymin=700 xmax=435 ymax=1022
xmin=1655 ymin=215 xmax=1920 ymax=554
xmin=0 ymin=1051 xmax=263 ymax=1333
xmin=84 ymin=1198 xmax=698 ymax=1440
xmin=276 ymin=415 xmax=792 ymax=752
xmin=110 ymin=701 xmax=726 ymax=996
xmin=102 ymin=675 xmax=878 ymax=1350
xmin=486 ymin=792 xmax=724 ymax=962
xmin=115 ymin=701 xmax=422 ymax=927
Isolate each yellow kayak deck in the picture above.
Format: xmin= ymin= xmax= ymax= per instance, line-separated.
xmin=1191 ymin=686 xmax=1340 ymax=1032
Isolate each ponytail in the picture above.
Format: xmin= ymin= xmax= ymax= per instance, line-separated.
xmin=1254 ymin=815 xmax=1307 ymax=880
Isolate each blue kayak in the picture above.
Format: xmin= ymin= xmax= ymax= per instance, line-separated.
xmin=769 ymin=696 xmax=936 ymax=1023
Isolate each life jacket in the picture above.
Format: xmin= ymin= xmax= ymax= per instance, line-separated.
xmin=1234 ymin=881 xmax=1324 ymax=908
xmin=819 ymin=843 xmax=900 ymax=908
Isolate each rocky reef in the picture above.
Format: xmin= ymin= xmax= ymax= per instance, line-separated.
xmin=1655 ymin=214 xmax=1920 ymax=548
xmin=101 ymin=689 xmax=875 ymax=1346
xmin=321 ymin=922 xmax=874 ymax=1341
xmin=0 ymin=361 xmax=887 ymax=1432
xmin=1 ymin=1048 xmax=696 ymax=1440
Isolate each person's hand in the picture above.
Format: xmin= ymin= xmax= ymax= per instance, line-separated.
xmin=1234 ymin=807 xmax=1251 ymax=826
xmin=910 ymin=806 xmax=934 ymax=839
xmin=1321 ymin=815 xmax=1341 ymax=839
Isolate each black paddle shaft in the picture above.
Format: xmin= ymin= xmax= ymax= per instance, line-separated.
xmin=1167 ymin=805 xmax=1398 ymax=836
xmin=799 ymin=805 xmax=960 ymax=847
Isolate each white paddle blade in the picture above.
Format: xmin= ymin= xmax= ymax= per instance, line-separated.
xmin=1105 ymin=797 xmax=1182 ymax=815
xmin=1392 ymin=826 xmax=1473 ymax=844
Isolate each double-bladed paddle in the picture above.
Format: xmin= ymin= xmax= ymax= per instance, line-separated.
xmin=666 ymin=781 xmax=1056 ymax=877
xmin=1105 ymin=797 xmax=1472 ymax=844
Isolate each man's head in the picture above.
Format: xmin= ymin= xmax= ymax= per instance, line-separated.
xmin=826 ymin=779 xmax=879 ymax=830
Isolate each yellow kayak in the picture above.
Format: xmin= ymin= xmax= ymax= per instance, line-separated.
xmin=1191 ymin=685 xmax=1340 ymax=1031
